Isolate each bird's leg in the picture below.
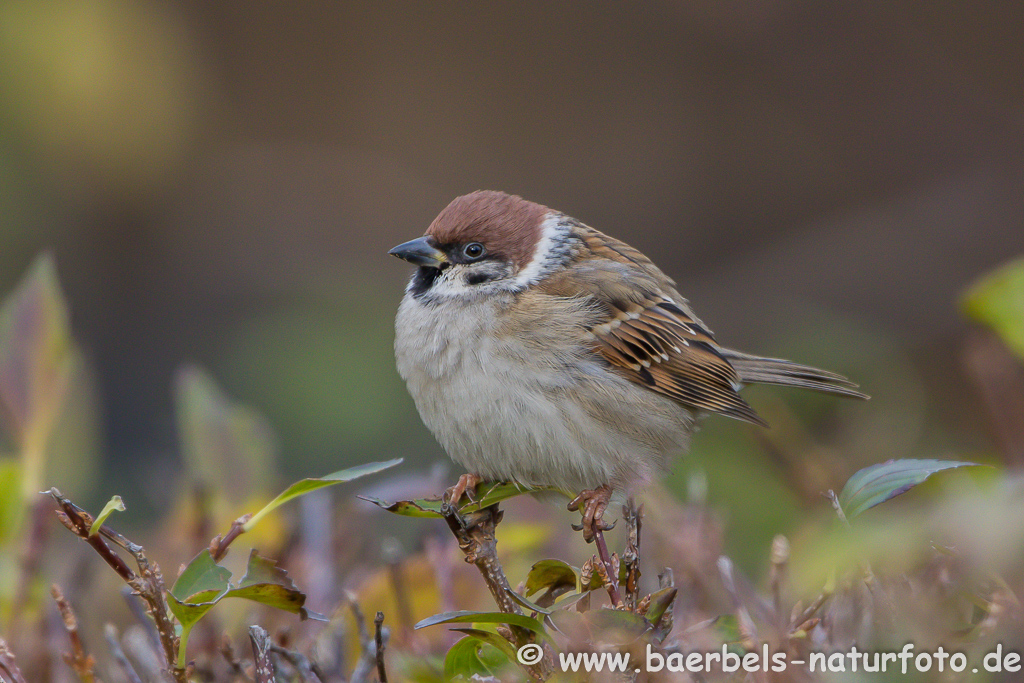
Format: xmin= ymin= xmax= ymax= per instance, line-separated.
xmin=444 ymin=472 xmax=483 ymax=507
xmin=567 ymin=484 xmax=615 ymax=543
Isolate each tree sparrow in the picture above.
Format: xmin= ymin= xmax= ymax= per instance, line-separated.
xmin=390 ymin=191 xmax=865 ymax=541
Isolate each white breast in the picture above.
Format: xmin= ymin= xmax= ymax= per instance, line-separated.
xmin=394 ymin=289 xmax=695 ymax=496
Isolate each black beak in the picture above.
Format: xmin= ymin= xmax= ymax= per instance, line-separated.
xmin=388 ymin=236 xmax=448 ymax=269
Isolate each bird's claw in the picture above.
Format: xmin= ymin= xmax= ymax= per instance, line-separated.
xmin=567 ymin=484 xmax=615 ymax=543
xmin=444 ymin=473 xmax=482 ymax=508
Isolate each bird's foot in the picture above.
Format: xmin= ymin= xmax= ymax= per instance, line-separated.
xmin=568 ymin=484 xmax=616 ymax=543
xmin=444 ymin=473 xmax=483 ymax=507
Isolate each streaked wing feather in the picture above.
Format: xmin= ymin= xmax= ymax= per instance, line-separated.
xmin=538 ymin=224 xmax=864 ymax=426
xmin=591 ymin=300 xmax=768 ymax=426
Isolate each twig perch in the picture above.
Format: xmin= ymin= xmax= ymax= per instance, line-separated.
xmin=440 ymin=502 xmax=550 ymax=680
xmin=441 ymin=503 xmax=523 ymax=618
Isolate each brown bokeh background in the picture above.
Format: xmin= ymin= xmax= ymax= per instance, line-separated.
xmin=1 ymin=2 xmax=1022 ymax=526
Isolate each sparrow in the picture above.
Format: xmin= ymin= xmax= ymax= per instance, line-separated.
xmin=390 ymin=191 xmax=865 ymax=542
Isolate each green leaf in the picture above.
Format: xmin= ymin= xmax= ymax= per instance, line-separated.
xmin=837 ymin=459 xmax=985 ymax=519
xmin=167 ymin=550 xmax=232 ymax=629
xmin=415 ymin=610 xmax=554 ymax=644
xmin=224 ymin=550 xmax=316 ymax=619
xmin=168 ymin=549 xmax=322 ymax=627
xmin=88 ymin=495 xmax=125 ymax=536
xmin=363 ymin=480 xmax=566 ymax=519
xmin=643 ymin=586 xmax=678 ymax=627
xmin=506 ymin=588 xmax=553 ymax=615
xmin=244 ymin=458 xmax=403 ymax=531
xmin=169 ymin=550 xmax=232 ymax=604
xmin=962 ymin=257 xmax=1024 ymax=359
xmin=359 ymin=496 xmax=445 ymax=518
xmin=167 ymin=549 xmax=323 ymax=668
xmin=525 ymin=559 xmax=577 ymax=597
xmin=449 ymin=628 xmax=519 ymax=664
xmin=444 ymin=635 xmax=511 ymax=680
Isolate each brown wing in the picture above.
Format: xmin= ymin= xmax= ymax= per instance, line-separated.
xmin=539 ymin=226 xmax=767 ymax=426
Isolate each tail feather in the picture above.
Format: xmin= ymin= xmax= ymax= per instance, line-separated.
xmin=721 ymin=350 xmax=869 ymax=400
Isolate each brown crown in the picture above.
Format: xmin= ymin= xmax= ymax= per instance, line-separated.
xmin=426 ymin=191 xmax=550 ymax=269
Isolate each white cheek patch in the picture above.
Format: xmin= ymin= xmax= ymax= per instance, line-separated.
xmin=514 ymin=213 xmax=571 ymax=287
xmin=419 ymin=263 xmax=511 ymax=301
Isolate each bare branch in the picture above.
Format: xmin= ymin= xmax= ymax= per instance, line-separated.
xmin=621 ymin=501 xmax=643 ymax=611
xmin=50 ymin=489 xmax=133 ymax=582
xmin=346 ymin=594 xmax=376 ymax=683
xmin=218 ymin=636 xmax=252 ymax=682
xmin=441 ymin=503 xmax=524 ymax=618
xmin=373 ymin=612 xmax=388 ymax=683
xmin=209 ymin=514 xmax=253 ymax=562
xmin=269 ymin=643 xmax=326 ymax=683
xmin=248 ymin=627 xmax=274 ymax=683
xmin=0 ymin=637 xmax=28 ymax=683
xmin=51 ymin=584 xmax=98 ymax=683
xmin=47 ymin=489 xmax=184 ymax=683
xmin=104 ymin=625 xmax=141 ymax=683
xmin=591 ymin=530 xmax=623 ymax=609
xmin=440 ymin=502 xmax=550 ymax=680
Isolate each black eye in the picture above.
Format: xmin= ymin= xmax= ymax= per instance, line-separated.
xmin=462 ymin=242 xmax=485 ymax=260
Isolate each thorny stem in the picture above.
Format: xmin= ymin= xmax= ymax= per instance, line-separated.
xmin=441 ymin=502 xmax=550 ymax=681
xmin=47 ymin=489 xmax=185 ymax=683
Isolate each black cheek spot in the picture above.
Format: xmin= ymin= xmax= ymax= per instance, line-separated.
xmin=466 ymin=272 xmax=493 ymax=286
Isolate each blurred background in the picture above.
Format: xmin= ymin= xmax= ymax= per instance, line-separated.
xmin=1 ymin=2 xmax=1023 ymax=680
xmin=2 ymin=0 xmax=1021 ymax=504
